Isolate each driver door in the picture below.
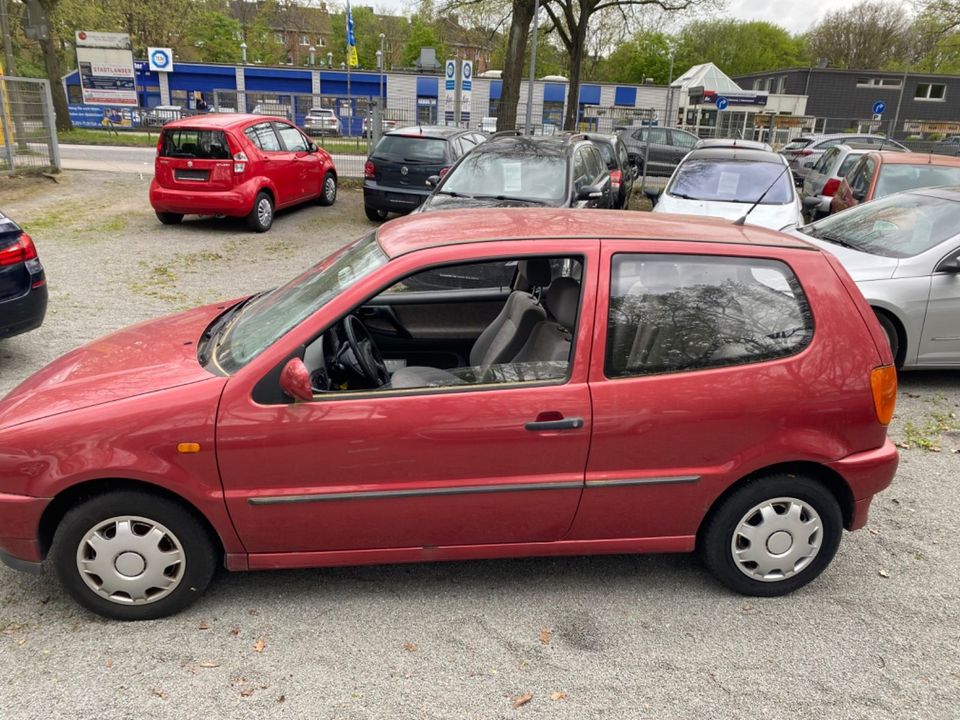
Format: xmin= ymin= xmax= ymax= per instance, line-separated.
xmin=214 ymin=242 xmax=599 ymax=558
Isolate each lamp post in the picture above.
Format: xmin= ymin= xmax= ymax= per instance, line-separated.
xmin=524 ymin=0 xmax=540 ymax=134
xmin=240 ymin=42 xmax=247 ymax=65
xmin=665 ymin=46 xmax=675 ymax=128
xmin=379 ymin=33 xmax=386 ymax=102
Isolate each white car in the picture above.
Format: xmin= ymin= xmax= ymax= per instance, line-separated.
xmin=303 ymin=107 xmax=341 ymax=136
xmin=649 ymin=147 xmax=803 ymax=232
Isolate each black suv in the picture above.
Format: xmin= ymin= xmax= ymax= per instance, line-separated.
xmin=419 ymin=133 xmax=613 ymax=213
xmin=617 ymin=126 xmax=698 ymax=176
xmin=363 ymin=126 xmax=487 ymax=222
xmin=0 ymin=210 xmax=47 ymax=340
xmin=570 ymin=132 xmax=636 ymax=209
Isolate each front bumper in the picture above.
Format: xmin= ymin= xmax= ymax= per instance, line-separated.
xmin=363 ymin=181 xmax=431 ymax=213
xmin=0 ymin=492 xmax=50 ymax=568
xmin=826 ymin=437 xmax=899 ymax=530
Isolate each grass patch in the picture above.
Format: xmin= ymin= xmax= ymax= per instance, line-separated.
xmin=58 ymin=129 xmax=157 ymax=147
xmin=898 ymin=396 xmax=960 ymax=451
xmin=128 ymin=261 xmax=184 ymax=303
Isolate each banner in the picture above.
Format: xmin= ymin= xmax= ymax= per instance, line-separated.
xmin=346 ymin=0 xmax=358 ymax=67
xmin=75 ymin=31 xmax=137 ymax=107
xmin=443 ymin=59 xmax=456 ymax=124
xmin=460 ymin=60 xmax=472 ymax=123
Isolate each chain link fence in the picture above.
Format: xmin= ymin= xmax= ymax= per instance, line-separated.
xmin=0 ymin=76 xmax=59 ymax=173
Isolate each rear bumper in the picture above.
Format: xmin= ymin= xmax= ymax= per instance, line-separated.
xmin=826 ymin=437 xmax=899 ymax=530
xmin=0 ymin=281 xmax=47 ymax=339
xmin=0 ymin=492 xmax=50 ymax=567
xmin=150 ymin=180 xmax=255 ymax=217
xmin=363 ymin=181 xmax=430 ymax=213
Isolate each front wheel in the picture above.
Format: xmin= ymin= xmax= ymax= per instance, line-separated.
xmin=699 ymin=474 xmax=842 ymax=597
xmin=247 ymin=191 xmax=274 ymax=232
xmin=317 ymin=171 xmax=337 ymax=206
xmin=50 ymin=490 xmax=218 ymax=620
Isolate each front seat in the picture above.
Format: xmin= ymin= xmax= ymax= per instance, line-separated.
xmin=512 ymin=277 xmax=581 ymax=364
xmin=390 ymin=259 xmax=552 ymax=389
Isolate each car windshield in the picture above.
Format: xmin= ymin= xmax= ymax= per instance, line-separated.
xmin=874 ymin=164 xmax=960 ymax=198
xmin=440 ymin=152 xmax=568 ymax=201
xmin=215 ymin=233 xmax=388 ymax=372
xmin=783 ymin=138 xmax=812 ymax=151
xmin=668 ymin=160 xmax=792 ymax=204
xmin=372 ymin=135 xmax=447 ymax=163
xmin=801 ymin=191 xmax=960 ymax=258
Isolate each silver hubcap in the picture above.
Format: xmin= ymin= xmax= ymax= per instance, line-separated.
xmin=76 ymin=516 xmax=185 ymax=605
xmin=731 ymin=497 xmax=822 ymax=582
xmin=325 ymin=177 xmax=336 ymax=200
xmin=257 ymin=198 xmax=272 ymax=225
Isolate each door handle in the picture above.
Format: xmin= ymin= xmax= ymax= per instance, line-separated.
xmin=525 ymin=417 xmax=584 ymax=432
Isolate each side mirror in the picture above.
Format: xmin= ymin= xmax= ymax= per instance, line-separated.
xmin=802 ymin=195 xmax=821 ymax=210
xmin=308 ymin=142 xmax=319 ymax=153
xmin=936 ymin=255 xmax=960 ymax=273
xmin=643 ymin=187 xmax=661 ymax=206
xmin=425 ymin=175 xmax=440 ymax=188
xmin=279 ymin=358 xmax=313 ymax=402
xmin=852 ymin=188 xmax=866 ymax=202
xmin=576 ymin=184 xmax=604 ymax=201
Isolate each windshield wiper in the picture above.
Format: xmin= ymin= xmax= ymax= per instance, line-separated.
xmin=471 ymin=194 xmax=546 ymax=205
xmin=815 ymin=233 xmax=858 ymax=250
xmin=197 ymin=290 xmax=269 ymax=365
xmin=437 ymin=190 xmax=473 ymax=198
xmin=669 ymin=192 xmax=699 ymax=200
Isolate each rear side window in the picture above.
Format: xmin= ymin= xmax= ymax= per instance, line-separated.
xmin=160 ymin=129 xmax=230 ymax=159
xmin=596 ymin=142 xmax=617 ymax=169
xmin=783 ymin=138 xmax=812 ymax=151
xmin=838 ymin=153 xmax=863 ymax=177
xmin=372 ymin=135 xmax=447 ymax=163
xmin=605 ymin=254 xmax=813 ymax=378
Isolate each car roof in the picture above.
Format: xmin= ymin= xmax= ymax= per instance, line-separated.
xmin=162 ymin=113 xmax=285 ymax=130
xmin=694 ymin=138 xmax=773 ymax=151
xmin=478 ymin=135 xmax=575 ymax=156
xmin=375 ymin=208 xmax=816 ymax=258
xmin=684 ymin=147 xmax=785 ymax=164
xmin=386 ymin=125 xmax=471 ymax=139
xmin=873 ymin=151 xmax=960 ymax=167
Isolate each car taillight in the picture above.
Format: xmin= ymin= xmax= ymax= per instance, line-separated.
xmin=798 ymin=149 xmax=813 ymax=157
xmin=870 ymin=365 xmax=897 ymax=425
xmin=822 ymin=178 xmax=841 ymax=196
xmin=439 ymin=167 xmax=449 ymax=177
xmin=233 ymin=151 xmax=248 ymax=174
xmin=610 ymin=169 xmax=622 ymax=184
xmin=364 ymin=160 xmax=376 ymax=179
xmin=0 ymin=232 xmax=38 ymax=267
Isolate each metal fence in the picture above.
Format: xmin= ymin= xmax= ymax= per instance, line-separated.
xmin=0 ymin=76 xmax=59 ymax=173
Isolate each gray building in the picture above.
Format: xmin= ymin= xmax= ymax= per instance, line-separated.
xmin=733 ymin=67 xmax=960 ymax=138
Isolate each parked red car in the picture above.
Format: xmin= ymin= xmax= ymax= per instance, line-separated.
xmin=149 ymin=113 xmax=338 ymax=232
xmin=0 ymin=210 xmax=898 ymax=619
xmin=830 ymin=151 xmax=960 ymax=214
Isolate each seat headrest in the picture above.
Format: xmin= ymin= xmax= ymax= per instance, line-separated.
xmin=545 ymin=277 xmax=580 ymax=329
xmin=520 ymin=258 xmax=552 ymax=288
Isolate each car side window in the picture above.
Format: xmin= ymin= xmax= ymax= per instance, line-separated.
xmin=671 ymin=131 xmax=696 ymax=149
xmin=275 ymin=123 xmax=309 ymax=152
xmin=382 ymin=259 xmax=516 ymax=294
xmin=617 ymin=142 xmax=630 ymax=170
xmin=605 ymin=253 xmax=813 ymax=378
xmin=813 ymin=147 xmax=838 ymax=173
xmin=248 ymin=122 xmax=282 ymax=152
xmin=586 ymin=146 xmax=605 ymax=181
xmin=647 ymin=128 xmax=669 ymax=145
xmin=573 ymin=149 xmax=590 ymax=191
xmin=631 ymin=128 xmax=647 ymax=141
xmin=851 ymin=157 xmax=876 ymax=194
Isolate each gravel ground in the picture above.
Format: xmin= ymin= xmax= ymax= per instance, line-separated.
xmin=0 ymin=171 xmax=958 ymax=719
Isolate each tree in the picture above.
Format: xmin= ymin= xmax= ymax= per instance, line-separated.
xmin=805 ymin=1 xmax=911 ymax=69
xmin=36 ymin=0 xmax=72 ymax=131
xmin=191 ymin=11 xmax=244 ymax=63
xmin=674 ymin=20 xmax=807 ymax=78
xmin=597 ymin=30 xmax=673 ymax=84
xmin=496 ymin=0 xmax=537 ymax=131
xmin=400 ymin=17 xmax=446 ymax=67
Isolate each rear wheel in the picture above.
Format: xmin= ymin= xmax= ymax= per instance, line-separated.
xmin=247 ymin=191 xmax=274 ymax=232
xmin=699 ymin=474 xmax=842 ymax=597
xmin=874 ymin=310 xmax=903 ymax=369
xmin=155 ymin=211 xmax=183 ymax=225
xmin=50 ymin=490 xmax=218 ymax=620
xmin=317 ymin=171 xmax=337 ymax=206
xmin=365 ymin=206 xmax=389 ymax=222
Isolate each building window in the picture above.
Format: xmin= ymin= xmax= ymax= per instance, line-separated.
xmin=753 ymin=79 xmax=761 ymax=90
xmin=274 ymin=32 xmax=284 ymax=44
xmin=300 ymin=35 xmax=310 ymax=46
xmin=317 ymin=37 xmax=325 ymax=47
xmin=857 ymin=77 xmax=902 ymax=89
xmin=915 ymin=83 xmax=946 ymax=101
xmin=776 ymin=76 xmax=786 ymax=94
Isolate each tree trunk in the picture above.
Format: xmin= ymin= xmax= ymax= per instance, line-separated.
xmin=39 ymin=34 xmax=72 ymax=132
xmin=562 ymin=21 xmax=587 ymax=131
xmin=497 ymin=0 xmax=536 ymax=132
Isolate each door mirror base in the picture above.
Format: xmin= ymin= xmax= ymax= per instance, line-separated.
xmin=280 ymin=358 xmax=313 ymax=402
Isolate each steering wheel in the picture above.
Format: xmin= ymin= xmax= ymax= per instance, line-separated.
xmin=340 ymin=314 xmax=390 ymax=387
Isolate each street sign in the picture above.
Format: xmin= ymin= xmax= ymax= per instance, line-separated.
xmin=443 ymin=59 xmax=456 ymax=124
xmin=148 ymin=47 xmax=173 ymax=73
xmin=716 ymin=96 xmax=729 ymax=111
xmin=873 ymin=100 xmax=886 ymax=115
xmin=460 ymin=60 xmax=472 ymax=124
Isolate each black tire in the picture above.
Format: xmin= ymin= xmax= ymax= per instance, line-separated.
xmin=247 ymin=191 xmax=274 ymax=233
xmin=874 ymin=310 xmax=903 ymax=369
xmin=364 ymin=205 xmax=389 ymax=222
xmin=317 ymin=171 xmax=337 ymax=206
xmin=699 ymin=474 xmax=843 ymax=597
xmin=50 ymin=490 xmax=218 ymax=621
xmin=155 ymin=211 xmax=183 ymax=225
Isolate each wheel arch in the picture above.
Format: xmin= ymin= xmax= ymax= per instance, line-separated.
xmin=696 ymin=461 xmax=856 ymax=546
xmin=870 ymin=304 xmax=907 ymax=367
xmin=37 ymin=478 xmax=226 ymax=561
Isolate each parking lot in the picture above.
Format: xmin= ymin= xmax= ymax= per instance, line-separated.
xmin=0 ymin=170 xmax=958 ymax=719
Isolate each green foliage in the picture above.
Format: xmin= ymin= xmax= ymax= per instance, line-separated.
xmin=674 ymin=20 xmax=808 ymax=78
xmin=191 ymin=11 xmax=244 ymax=64
xmin=401 ymin=17 xmax=446 ymax=68
xmin=597 ymin=31 xmax=673 ymax=84
xmin=491 ymin=29 xmax=567 ymax=79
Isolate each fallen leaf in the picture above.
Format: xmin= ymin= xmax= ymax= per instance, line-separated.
xmin=741 ymin=603 xmax=754 ymax=613
xmin=403 ymin=642 xmax=418 ymax=652
xmin=550 ymin=691 xmax=567 ymax=701
xmin=198 ymin=661 xmax=220 ymax=668
xmin=17 ymin=638 xmax=27 ymax=646
xmin=538 ymin=628 xmax=553 ymax=645
xmin=513 ymin=693 xmax=533 ymax=708
xmin=105 ymin=659 xmax=113 ymax=669
xmin=151 ymin=689 xmax=167 ymax=700
xmin=254 ymin=637 xmax=266 ymax=653
xmin=248 ymin=609 xmax=259 ymax=616
xmin=868 ymin=528 xmax=879 ymax=535
xmin=879 ymin=569 xmax=890 ymax=578
xmin=198 ymin=622 xmax=210 ymax=630
xmin=229 ymin=627 xmax=241 ymax=636
xmin=277 ymin=695 xmax=286 ymax=704
xmin=240 ymin=688 xmax=254 ymax=698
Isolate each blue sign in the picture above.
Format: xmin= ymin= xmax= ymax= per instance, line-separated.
xmin=716 ymin=96 xmax=729 ymax=111
xmin=873 ymin=100 xmax=886 ymax=115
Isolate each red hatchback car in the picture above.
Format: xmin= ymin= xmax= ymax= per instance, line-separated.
xmin=0 ymin=210 xmax=898 ymax=619
xmin=149 ymin=114 xmax=338 ymax=232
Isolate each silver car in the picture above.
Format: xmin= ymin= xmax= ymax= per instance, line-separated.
xmin=303 ymin=107 xmax=341 ymax=136
xmin=782 ymin=133 xmax=908 ymax=184
xmin=801 ymin=144 xmax=904 ymax=219
xmin=789 ymin=186 xmax=960 ymax=368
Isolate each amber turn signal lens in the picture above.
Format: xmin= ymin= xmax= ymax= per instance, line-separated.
xmin=870 ymin=365 xmax=897 ymax=426
xmin=177 ymin=442 xmax=201 ymax=454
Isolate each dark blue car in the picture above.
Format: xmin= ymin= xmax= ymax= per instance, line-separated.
xmin=0 ymin=211 xmax=47 ymax=340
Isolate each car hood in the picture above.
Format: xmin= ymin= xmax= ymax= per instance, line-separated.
xmin=785 ymin=230 xmax=899 ymax=281
xmin=654 ymin=195 xmax=800 ymax=232
xmin=0 ymin=303 xmax=228 ymax=430
xmin=420 ymin=194 xmax=563 ymax=212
